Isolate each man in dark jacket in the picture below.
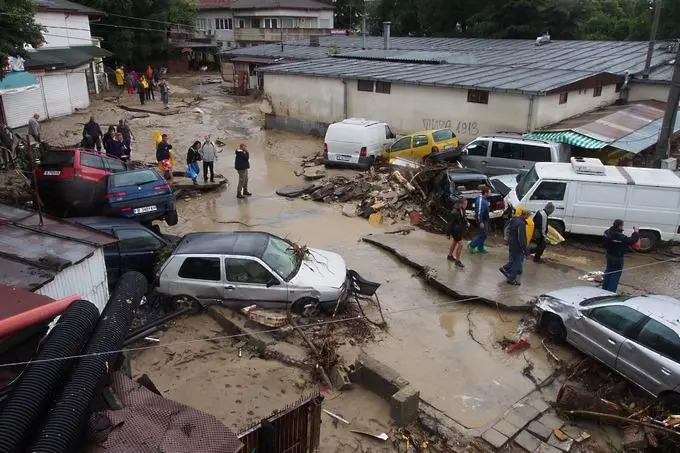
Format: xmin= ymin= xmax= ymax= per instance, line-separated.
xmin=532 ymin=202 xmax=555 ymax=263
xmin=235 ymin=143 xmax=251 ymax=199
xmin=500 ymin=209 xmax=531 ymax=285
xmin=602 ymin=219 xmax=639 ymax=293
xmin=467 ymin=186 xmax=491 ymax=254
xmin=447 ymin=199 xmax=468 ymax=268
xmin=118 ymin=119 xmax=133 ymax=151
xmin=0 ymin=122 xmax=13 ymax=169
xmin=82 ymin=116 xmax=103 ymax=152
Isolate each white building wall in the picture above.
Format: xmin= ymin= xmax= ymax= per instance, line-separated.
xmin=265 ymin=74 xmax=345 ymax=124
xmin=534 ymin=84 xmax=619 ymax=129
xmin=36 ymin=249 xmax=110 ymax=313
xmin=34 ymin=12 xmax=92 ymax=48
xmin=197 ymin=10 xmax=235 ymax=46
xmin=628 ymin=83 xmax=671 ymax=103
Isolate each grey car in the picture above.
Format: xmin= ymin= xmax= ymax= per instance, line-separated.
xmin=536 ymin=286 xmax=680 ymax=400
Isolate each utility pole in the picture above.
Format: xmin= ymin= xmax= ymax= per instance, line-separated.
xmin=642 ymin=0 xmax=663 ymax=79
xmin=654 ymin=43 xmax=680 ymax=168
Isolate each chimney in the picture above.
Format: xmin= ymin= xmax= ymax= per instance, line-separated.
xmin=383 ymin=21 xmax=391 ymax=50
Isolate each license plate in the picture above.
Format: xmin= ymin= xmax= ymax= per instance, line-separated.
xmin=43 ymin=170 xmax=61 ymax=176
xmin=336 ymin=155 xmax=351 ymax=162
xmin=133 ymin=205 xmax=157 ymax=214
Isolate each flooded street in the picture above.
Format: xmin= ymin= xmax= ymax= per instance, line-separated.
xmin=38 ymin=76 xmax=680 ymax=439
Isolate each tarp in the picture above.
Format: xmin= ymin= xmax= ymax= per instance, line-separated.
xmin=524 ymin=130 xmax=608 ymax=149
xmin=0 ymin=71 xmax=40 ymax=95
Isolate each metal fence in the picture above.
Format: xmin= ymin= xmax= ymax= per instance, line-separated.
xmin=237 ymin=392 xmax=323 ymax=453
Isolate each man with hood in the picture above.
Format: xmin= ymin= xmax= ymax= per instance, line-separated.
xmin=532 ymin=202 xmax=555 ymax=263
xmin=602 ymin=219 xmax=639 ymax=293
xmin=82 ymin=116 xmax=103 ymax=152
xmin=500 ymin=207 xmax=532 ymax=285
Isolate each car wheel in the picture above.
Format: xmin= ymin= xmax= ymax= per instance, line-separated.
xmin=541 ymin=313 xmax=566 ymax=342
xmin=548 ymin=219 xmax=566 ymax=238
xmin=636 ymin=230 xmax=658 ymax=253
xmin=165 ymin=210 xmax=179 ymax=226
xmin=291 ymin=297 xmax=320 ymax=317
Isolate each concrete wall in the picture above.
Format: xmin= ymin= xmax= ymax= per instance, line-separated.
xmin=628 ymin=82 xmax=671 ymax=102
xmin=35 ymin=12 xmax=92 ymax=48
xmin=265 ymin=73 xmax=345 ymax=124
xmin=196 ymin=10 xmax=235 ymax=48
xmin=534 ymin=84 xmax=619 ymax=128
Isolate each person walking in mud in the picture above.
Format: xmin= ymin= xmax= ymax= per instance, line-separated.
xmin=531 ymin=202 xmax=555 ymax=263
xmin=115 ymin=65 xmax=125 ymax=92
xmin=137 ymin=76 xmax=147 ymax=104
xmin=28 ymin=113 xmax=41 ymax=143
xmin=82 ymin=116 xmax=103 ymax=153
xmin=500 ymin=208 xmax=532 ymax=285
xmin=186 ymin=140 xmax=202 ymax=185
xmin=159 ymin=79 xmax=169 ymax=108
xmin=446 ymin=198 xmax=468 ymax=268
xmin=118 ymin=119 xmax=133 ymax=152
xmin=200 ymin=135 xmax=218 ymax=184
xmin=602 ymin=219 xmax=639 ymax=293
xmin=156 ymin=134 xmax=173 ymax=184
xmin=235 ymin=143 xmax=251 ymax=199
xmin=467 ymin=186 xmax=491 ymax=254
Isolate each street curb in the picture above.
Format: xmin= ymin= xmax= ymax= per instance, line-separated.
xmin=206 ymin=305 xmax=272 ymax=353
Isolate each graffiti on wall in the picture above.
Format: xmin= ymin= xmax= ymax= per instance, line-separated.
xmin=422 ymin=119 xmax=480 ymax=136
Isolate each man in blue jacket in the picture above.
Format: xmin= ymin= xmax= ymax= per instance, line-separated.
xmin=467 ymin=186 xmax=491 ymax=254
xmin=602 ymin=219 xmax=639 ymax=293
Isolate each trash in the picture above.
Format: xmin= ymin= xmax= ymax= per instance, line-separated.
xmin=242 ymin=307 xmax=288 ymax=328
xmin=351 ymin=430 xmax=389 ymax=441
xmin=368 ymin=212 xmax=382 ymax=225
xmin=579 ymin=271 xmax=604 ymax=282
xmin=553 ymin=428 xmax=569 ymax=441
xmin=192 ymin=107 xmax=204 ymax=114
xmin=504 ymin=338 xmax=530 ymax=353
xmin=323 ymin=409 xmax=350 ymax=424
xmin=662 ymin=415 xmax=680 ymax=426
xmin=409 ymin=211 xmax=421 ymax=225
xmin=143 ymin=336 xmax=160 ymax=343
xmin=560 ymin=425 xmax=590 ymax=443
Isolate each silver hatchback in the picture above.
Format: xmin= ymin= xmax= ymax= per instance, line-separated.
xmin=536 ymin=286 xmax=680 ymax=399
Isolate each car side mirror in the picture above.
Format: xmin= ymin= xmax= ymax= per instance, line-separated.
xmin=266 ymin=278 xmax=279 ymax=288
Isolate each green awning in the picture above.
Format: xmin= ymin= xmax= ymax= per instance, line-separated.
xmin=524 ymin=131 xmax=608 ymax=149
xmin=24 ymin=46 xmax=113 ymax=70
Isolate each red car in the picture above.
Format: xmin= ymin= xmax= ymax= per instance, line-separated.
xmin=34 ymin=148 xmax=130 ymax=216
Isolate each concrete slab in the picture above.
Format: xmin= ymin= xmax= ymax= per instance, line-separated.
xmin=535 ymin=443 xmax=562 ymax=453
xmin=493 ymin=419 xmax=521 ymax=437
xmin=527 ymin=421 xmax=553 ymax=441
xmin=547 ymin=433 xmax=574 ymax=452
xmin=481 ymin=429 xmax=508 ymax=449
xmin=515 ymin=430 xmax=542 ymax=452
xmin=362 ymin=231 xmax=590 ymax=310
xmin=390 ymin=385 xmax=420 ymax=426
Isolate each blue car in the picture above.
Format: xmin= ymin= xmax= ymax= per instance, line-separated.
xmin=104 ymin=168 xmax=178 ymax=226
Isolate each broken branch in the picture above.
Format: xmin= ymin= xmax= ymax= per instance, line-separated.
xmin=565 ymin=410 xmax=680 ymax=438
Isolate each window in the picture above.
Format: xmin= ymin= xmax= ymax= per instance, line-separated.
xmin=375 ymin=81 xmax=391 ymax=94
xmin=615 ymin=83 xmax=623 ymax=93
xmin=43 ymin=151 xmax=74 ymax=166
xmin=635 ymin=319 xmax=680 ymax=363
xmin=262 ymin=236 xmax=299 ymax=280
xmin=432 ymin=129 xmax=455 ymax=142
xmin=104 ymin=157 xmax=126 ymax=173
xmin=522 ymin=145 xmax=551 ymax=162
xmin=196 ymin=18 xmax=207 ymax=30
xmin=215 ymin=18 xmax=221 ymax=29
xmin=115 ymin=228 xmax=163 ymax=253
xmin=413 ymin=135 xmax=428 ymax=147
xmin=593 ymin=85 xmax=603 ymax=97
xmin=385 ymin=125 xmax=395 ymax=140
xmin=227 ymin=18 xmax=233 ymax=29
xmin=281 ymin=17 xmax=294 ymax=28
xmin=467 ymin=89 xmax=489 ymax=104
xmin=319 ymin=18 xmax=331 ymax=28
xmin=491 ymin=141 xmax=522 ymax=159
xmin=226 ymin=258 xmax=275 ymax=284
xmin=251 ymin=18 xmax=260 ymax=28
xmin=589 ymin=305 xmax=645 ymax=336
xmin=388 ymin=136 xmax=411 ymax=153
xmin=357 ymin=79 xmax=373 ymax=92
xmin=215 ymin=18 xmax=232 ymax=30
xmin=178 ymin=257 xmax=221 ymax=281
xmin=238 ymin=19 xmax=245 ymax=28
xmin=110 ymin=170 xmax=159 ymax=188
xmin=530 ymin=181 xmax=567 ymax=201
xmin=80 ymin=153 xmax=105 ymax=170
xmin=465 ymin=140 xmax=489 ymax=157
xmin=559 ymin=92 xmax=568 ymax=104
xmin=264 ymin=18 xmax=278 ymax=29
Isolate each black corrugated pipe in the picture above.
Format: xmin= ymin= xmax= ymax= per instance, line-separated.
xmin=29 ymin=271 xmax=148 ymax=453
xmin=0 ymin=300 xmax=100 ymax=453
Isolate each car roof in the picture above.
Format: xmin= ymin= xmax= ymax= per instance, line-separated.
xmin=623 ymin=295 xmax=680 ymax=331
xmin=173 ymin=231 xmax=271 ymax=257
xmin=70 ymin=216 xmax=155 ymax=229
xmin=409 ymin=129 xmax=451 ymax=136
xmin=474 ymin=135 xmax=553 ymax=146
xmin=109 ymin=167 xmax=160 ymax=177
xmin=534 ymin=162 xmax=680 ymax=188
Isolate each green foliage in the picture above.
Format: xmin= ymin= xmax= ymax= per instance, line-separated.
xmin=0 ymin=0 xmax=44 ymax=80
xmin=334 ymin=0 xmax=366 ymax=30
xmin=72 ymin=0 xmax=196 ymax=66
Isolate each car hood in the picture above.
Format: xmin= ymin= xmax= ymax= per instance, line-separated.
xmin=289 ymin=248 xmax=347 ymax=289
xmin=540 ymin=286 xmax=616 ymax=308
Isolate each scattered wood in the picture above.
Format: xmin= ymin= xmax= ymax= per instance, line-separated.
xmin=556 ymin=384 xmax=625 ymax=416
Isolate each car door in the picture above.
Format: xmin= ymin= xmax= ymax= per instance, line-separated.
xmin=526 ymin=180 xmax=569 ymax=225
xmin=487 ymin=141 xmax=523 ymax=175
xmin=102 ymin=236 xmax=121 ymax=286
xmin=616 ymin=318 xmax=680 ymax=397
xmin=411 ymin=134 xmax=430 ymax=160
xmin=115 ymin=227 xmax=166 ymax=281
xmin=460 ymin=139 xmax=490 ymax=172
xmin=569 ymin=305 xmax=646 ymax=368
xmin=224 ymin=257 xmax=288 ymax=308
xmin=386 ymin=136 xmax=412 ymax=160
xmin=176 ymin=256 xmax=224 ymax=303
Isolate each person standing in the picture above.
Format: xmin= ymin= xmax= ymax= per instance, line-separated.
xmin=602 ymin=219 xmax=639 ymax=293
xmin=82 ymin=117 xmax=103 ymax=153
xmin=28 ymin=113 xmax=41 ymax=143
xmin=531 ymin=202 xmax=555 ymax=263
xmin=156 ymin=134 xmax=173 ymax=184
xmin=446 ymin=198 xmax=468 ymax=268
xmin=200 ymin=136 xmax=218 ymax=184
xmin=106 ymin=133 xmax=128 ymax=161
xmin=186 ymin=140 xmax=202 ymax=185
xmin=235 ymin=143 xmax=251 ymax=199
xmin=126 ymin=70 xmax=135 ymax=95
xmin=467 ymin=186 xmax=491 ymax=254
xmin=103 ymin=125 xmax=116 ymax=154
xmin=159 ymin=79 xmax=169 ymax=108
xmin=137 ymin=77 xmax=146 ymax=105
xmin=500 ymin=208 xmax=532 ymax=285
xmin=115 ymin=66 xmax=125 ymax=91
xmin=148 ymin=77 xmax=156 ymax=101
xmin=146 ymin=64 xmax=153 ymax=80
xmin=118 ymin=119 xmax=133 ymax=151
xmin=0 ymin=122 xmax=13 ymax=169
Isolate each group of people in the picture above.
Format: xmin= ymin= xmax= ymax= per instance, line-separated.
xmin=155 ymin=134 xmax=251 ymax=198
xmin=446 ymin=188 xmax=638 ymax=292
xmin=114 ymin=65 xmax=169 ymax=108
xmin=80 ymin=116 xmax=134 ymax=161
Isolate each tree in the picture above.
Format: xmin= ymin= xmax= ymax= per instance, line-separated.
xmin=72 ymin=0 xmax=196 ymax=66
xmin=0 ymin=0 xmax=44 ymax=80
xmin=334 ymin=0 xmax=365 ymax=31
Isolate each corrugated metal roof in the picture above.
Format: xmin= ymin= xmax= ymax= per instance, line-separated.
xmin=35 ymin=0 xmax=104 ymax=15
xmin=223 ymin=45 xmax=335 ymax=60
xmin=573 ymin=103 xmax=665 ymax=142
xmin=0 ymin=204 xmax=116 ymax=292
xmin=609 ymin=114 xmax=680 ymax=154
xmin=258 ymin=58 xmax=607 ymax=94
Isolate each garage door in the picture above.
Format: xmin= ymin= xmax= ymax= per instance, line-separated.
xmin=67 ymin=72 xmax=89 ymax=109
xmin=1 ymin=85 xmax=47 ymax=128
xmin=41 ymin=74 xmax=72 ymax=119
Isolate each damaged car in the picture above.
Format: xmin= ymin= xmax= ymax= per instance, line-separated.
xmin=156 ymin=231 xmax=372 ymax=315
xmin=536 ymin=286 xmax=680 ymax=400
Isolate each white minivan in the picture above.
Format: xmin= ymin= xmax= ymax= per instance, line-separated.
xmin=505 ymin=157 xmax=680 ymax=252
xmin=323 ymin=118 xmax=396 ymax=169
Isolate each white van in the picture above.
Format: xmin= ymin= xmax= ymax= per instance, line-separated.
xmin=505 ymin=157 xmax=680 ymax=252
xmin=323 ymin=118 xmax=396 ymax=169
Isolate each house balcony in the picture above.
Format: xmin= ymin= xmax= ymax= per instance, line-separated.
xmin=234 ymin=28 xmax=330 ymax=43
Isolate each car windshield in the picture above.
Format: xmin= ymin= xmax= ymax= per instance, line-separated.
xmin=261 ymin=236 xmax=300 ymax=281
xmin=432 ymin=129 xmax=455 ymax=142
xmin=111 ymin=170 xmax=159 ymax=188
xmin=447 ymin=173 xmax=489 ymax=192
xmin=516 ymin=167 xmax=539 ymax=200
xmin=579 ymin=295 xmax=632 ymax=307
